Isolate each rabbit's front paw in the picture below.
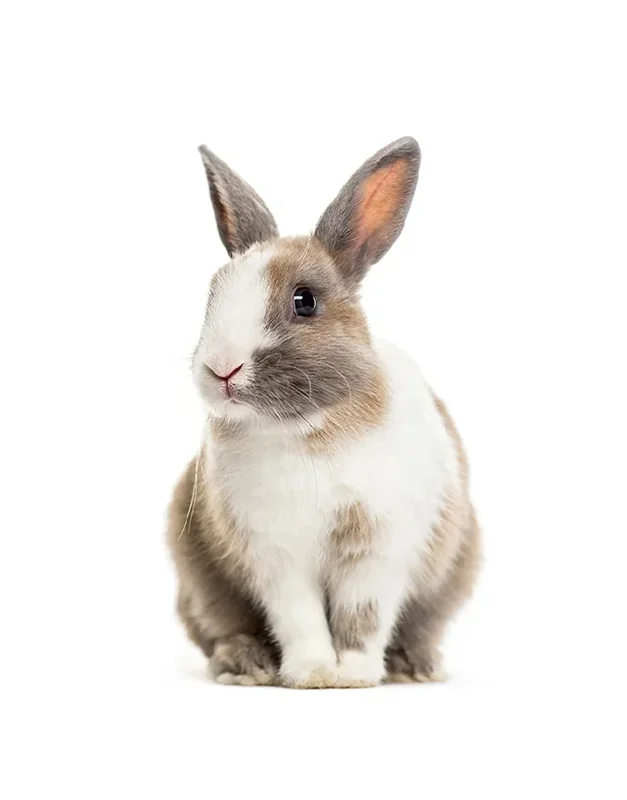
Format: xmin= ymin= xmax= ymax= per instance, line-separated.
xmin=335 ymin=650 xmax=384 ymax=688
xmin=280 ymin=650 xmax=339 ymax=689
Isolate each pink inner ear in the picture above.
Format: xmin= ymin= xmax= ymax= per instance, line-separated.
xmin=357 ymin=160 xmax=409 ymax=244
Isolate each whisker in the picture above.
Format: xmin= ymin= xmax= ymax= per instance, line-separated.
xmin=324 ymin=363 xmax=353 ymax=408
xmin=292 ymin=366 xmax=313 ymax=401
xmin=178 ymin=412 xmax=211 ymax=540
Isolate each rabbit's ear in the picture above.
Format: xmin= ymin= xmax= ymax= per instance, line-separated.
xmin=198 ymin=146 xmax=279 ymax=257
xmin=314 ymin=137 xmax=420 ymax=282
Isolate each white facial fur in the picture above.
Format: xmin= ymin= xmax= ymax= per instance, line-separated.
xmin=192 ymin=244 xmax=277 ymax=420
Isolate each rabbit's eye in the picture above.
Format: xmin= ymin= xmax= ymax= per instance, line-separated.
xmin=293 ymin=287 xmax=317 ymax=317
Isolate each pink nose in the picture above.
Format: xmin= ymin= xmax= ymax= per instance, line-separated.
xmin=208 ymin=363 xmax=244 ymax=382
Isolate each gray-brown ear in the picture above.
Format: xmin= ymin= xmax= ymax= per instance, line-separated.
xmin=198 ymin=146 xmax=279 ymax=257
xmin=314 ymin=137 xmax=420 ymax=282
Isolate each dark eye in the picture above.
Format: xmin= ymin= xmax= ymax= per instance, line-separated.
xmin=293 ymin=287 xmax=317 ymax=317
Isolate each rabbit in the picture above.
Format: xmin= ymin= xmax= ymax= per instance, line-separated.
xmin=167 ymin=137 xmax=481 ymax=688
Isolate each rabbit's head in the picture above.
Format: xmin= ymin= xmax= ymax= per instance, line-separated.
xmin=192 ymin=138 xmax=420 ymax=424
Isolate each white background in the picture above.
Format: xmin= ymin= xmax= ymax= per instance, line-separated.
xmin=1 ymin=1 xmax=626 ymax=797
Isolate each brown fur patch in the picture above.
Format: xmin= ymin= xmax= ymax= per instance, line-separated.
xmin=246 ymin=236 xmax=387 ymax=442
xmin=264 ymin=236 xmax=371 ymax=345
xmin=327 ymin=502 xmax=376 ymax=566
xmin=166 ymin=455 xmax=267 ymax=665
xmin=306 ymin=366 xmax=389 ymax=454
xmin=331 ymin=601 xmax=379 ymax=651
xmin=433 ymin=394 xmax=469 ymax=490
xmin=419 ymin=394 xmax=476 ymax=595
xmin=418 ymin=488 xmax=467 ymax=596
xmin=327 ymin=503 xmax=379 ymax=651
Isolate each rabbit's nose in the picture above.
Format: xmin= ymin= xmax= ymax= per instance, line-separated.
xmin=207 ymin=363 xmax=244 ymax=382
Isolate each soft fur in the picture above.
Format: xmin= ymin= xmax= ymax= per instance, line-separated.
xmin=167 ymin=137 xmax=481 ymax=688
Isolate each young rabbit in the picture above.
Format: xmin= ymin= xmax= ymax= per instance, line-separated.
xmin=167 ymin=137 xmax=481 ymax=688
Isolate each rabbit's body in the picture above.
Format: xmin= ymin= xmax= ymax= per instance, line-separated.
xmin=167 ymin=138 xmax=481 ymax=688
